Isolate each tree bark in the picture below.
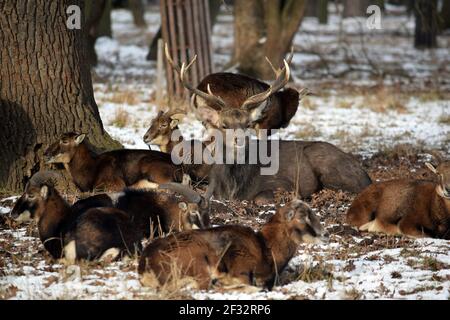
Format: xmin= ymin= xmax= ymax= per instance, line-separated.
xmin=233 ymin=0 xmax=307 ymax=80
xmin=440 ymin=0 xmax=450 ymax=30
xmin=0 ymin=0 xmax=121 ymax=192
xmin=343 ymin=0 xmax=370 ymax=17
xmin=414 ymin=0 xmax=438 ymax=49
xmin=85 ymin=0 xmax=112 ymax=66
xmin=129 ymin=0 xmax=147 ymax=27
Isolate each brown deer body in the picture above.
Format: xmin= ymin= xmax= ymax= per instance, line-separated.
xmin=143 ymin=110 xmax=211 ymax=182
xmin=347 ymin=162 xmax=450 ymax=239
xmin=138 ymin=200 xmax=324 ymax=290
xmin=11 ymin=172 xmax=141 ymax=262
xmin=207 ymin=140 xmax=372 ymax=201
xmin=44 ymin=132 xmax=182 ymax=192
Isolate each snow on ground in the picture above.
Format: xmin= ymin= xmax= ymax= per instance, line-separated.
xmin=1 ymin=5 xmax=449 ymax=300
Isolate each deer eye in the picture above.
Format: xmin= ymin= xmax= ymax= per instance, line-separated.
xmin=27 ymin=194 xmax=36 ymax=201
xmin=160 ymin=123 xmax=168 ymax=128
xmin=61 ymin=140 xmax=69 ymax=145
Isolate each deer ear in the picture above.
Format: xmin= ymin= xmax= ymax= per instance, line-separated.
xmin=425 ymin=162 xmax=438 ymax=174
xmin=75 ymin=134 xmax=86 ymax=145
xmin=40 ymin=185 xmax=49 ymax=199
xmin=249 ymin=100 xmax=268 ymax=123
xmin=170 ymin=119 xmax=179 ymax=129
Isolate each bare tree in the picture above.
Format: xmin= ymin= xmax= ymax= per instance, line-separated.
xmin=0 ymin=0 xmax=120 ymax=191
xmin=232 ymin=0 xmax=307 ymax=79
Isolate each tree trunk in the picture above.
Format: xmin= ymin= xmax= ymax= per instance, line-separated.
xmin=414 ymin=0 xmax=438 ymax=49
xmin=232 ymin=0 xmax=265 ymax=77
xmin=0 ymin=0 xmax=121 ymax=192
xmin=129 ymin=0 xmax=147 ymax=27
xmin=147 ymin=0 xmax=222 ymax=61
xmin=85 ymin=0 xmax=112 ymax=66
xmin=318 ymin=0 xmax=329 ymax=24
xmin=440 ymin=0 xmax=450 ymax=30
xmin=233 ymin=0 xmax=307 ymax=80
xmin=343 ymin=0 xmax=370 ymax=17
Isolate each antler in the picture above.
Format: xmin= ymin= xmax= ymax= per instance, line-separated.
xmin=164 ymin=43 xmax=226 ymax=110
xmin=242 ymin=47 xmax=294 ymax=109
xmin=166 ymin=109 xmax=187 ymax=118
xmin=159 ymin=182 xmax=202 ymax=204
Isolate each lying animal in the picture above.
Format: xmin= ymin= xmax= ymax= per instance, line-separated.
xmin=11 ymin=171 xmax=141 ymax=263
xmin=44 ymin=132 xmax=182 ymax=192
xmin=347 ymin=161 xmax=450 ymax=239
xmin=138 ymin=200 xmax=324 ymax=290
xmin=143 ymin=109 xmax=211 ymax=183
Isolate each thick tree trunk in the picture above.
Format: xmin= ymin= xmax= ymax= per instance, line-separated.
xmin=0 ymin=0 xmax=121 ymax=192
xmin=232 ymin=0 xmax=265 ymax=77
xmin=233 ymin=0 xmax=306 ymax=80
xmin=440 ymin=0 xmax=450 ymax=30
xmin=318 ymin=0 xmax=329 ymax=24
xmin=414 ymin=0 xmax=438 ymax=49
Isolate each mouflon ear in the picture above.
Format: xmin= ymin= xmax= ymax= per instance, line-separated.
xmin=425 ymin=162 xmax=438 ymax=174
xmin=74 ymin=133 xmax=86 ymax=145
xmin=40 ymin=185 xmax=49 ymax=199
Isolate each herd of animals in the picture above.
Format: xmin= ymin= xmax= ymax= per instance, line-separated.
xmin=7 ymin=47 xmax=450 ymax=291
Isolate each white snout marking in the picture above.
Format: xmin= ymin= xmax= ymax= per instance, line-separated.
xmin=15 ymin=210 xmax=32 ymax=223
xmin=99 ymin=248 xmax=121 ymax=262
xmin=131 ymin=180 xmax=159 ymax=190
xmin=63 ymin=240 xmax=77 ymax=264
xmin=108 ymin=192 xmax=125 ymax=206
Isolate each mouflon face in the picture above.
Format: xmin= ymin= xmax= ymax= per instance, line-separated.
xmin=11 ymin=183 xmax=51 ymax=224
xmin=143 ymin=110 xmax=185 ymax=147
xmin=44 ymin=132 xmax=86 ymax=164
xmin=278 ymin=199 xmax=324 ymax=244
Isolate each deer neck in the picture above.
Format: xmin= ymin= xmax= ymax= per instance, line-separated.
xmin=259 ymin=222 xmax=299 ymax=274
xmin=68 ymin=143 xmax=98 ymax=191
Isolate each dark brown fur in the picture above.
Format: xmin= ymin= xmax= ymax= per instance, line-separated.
xmin=10 ymin=172 xmax=141 ymax=261
xmin=138 ymin=200 xmax=323 ymax=290
xmin=347 ymin=162 xmax=450 ymax=239
xmin=44 ymin=132 xmax=182 ymax=192
xmin=195 ymin=73 xmax=300 ymax=131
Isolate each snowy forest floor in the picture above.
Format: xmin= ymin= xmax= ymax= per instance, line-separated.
xmin=1 ymin=4 xmax=449 ymax=300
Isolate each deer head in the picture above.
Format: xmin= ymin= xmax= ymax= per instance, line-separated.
xmin=44 ymin=132 xmax=86 ymax=164
xmin=143 ymin=109 xmax=186 ymax=149
xmin=164 ymin=44 xmax=293 ymax=145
